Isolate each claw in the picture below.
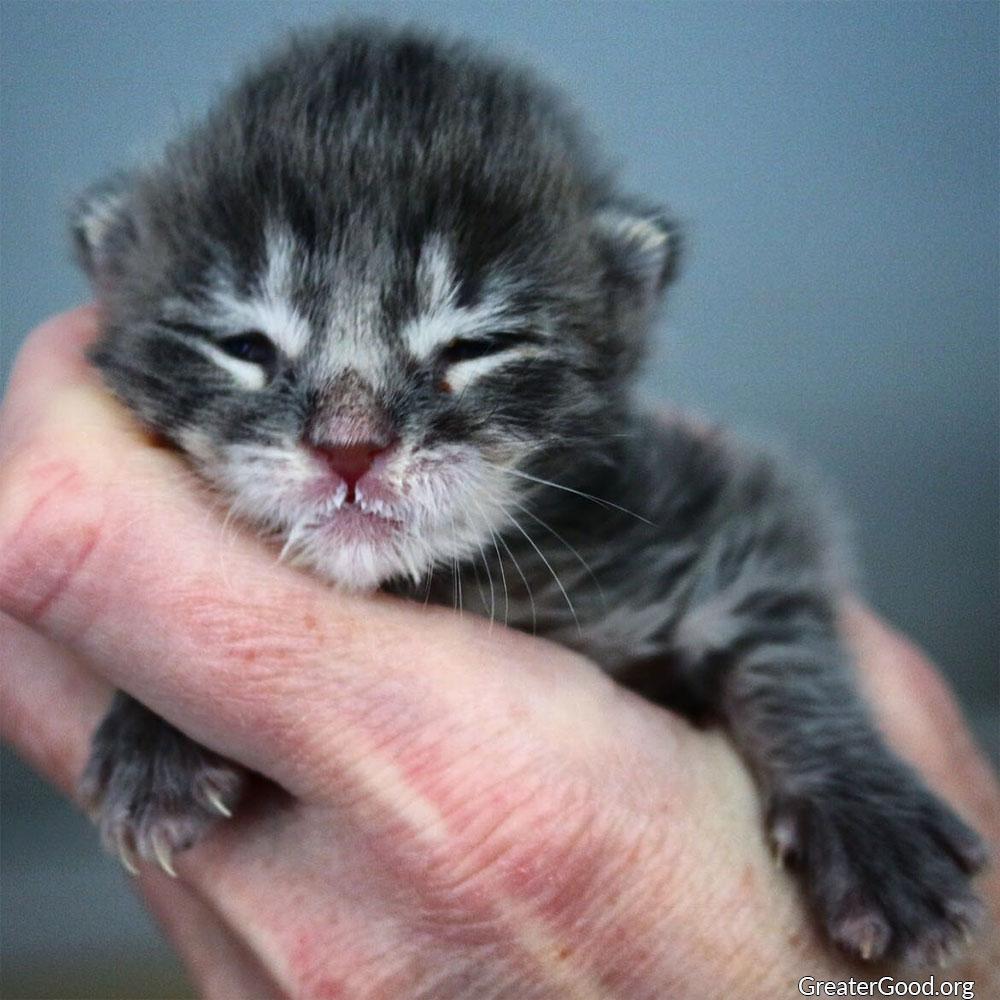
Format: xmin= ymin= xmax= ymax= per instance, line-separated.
xmin=769 ymin=813 xmax=797 ymax=871
xmin=151 ymin=831 xmax=177 ymax=878
xmin=115 ymin=828 xmax=139 ymax=876
xmin=772 ymin=837 xmax=793 ymax=871
xmin=936 ymin=941 xmax=958 ymax=970
xmin=849 ymin=917 xmax=889 ymax=963
xmin=205 ymin=787 xmax=232 ymax=818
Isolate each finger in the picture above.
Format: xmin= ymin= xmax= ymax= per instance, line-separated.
xmin=842 ymin=602 xmax=1000 ymax=837
xmin=0 ymin=611 xmax=110 ymax=797
xmin=137 ymin=871 xmax=284 ymax=1000
xmin=842 ymin=604 xmax=1000 ymax=982
xmin=0 ymin=609 xmax=318 ymax=964
xmin=0 ymin=312 xmax=607 ymax=797
xmin=0 ymin=306 xmax=105 ymax=454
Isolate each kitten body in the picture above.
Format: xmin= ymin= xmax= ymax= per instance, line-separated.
xmin=75 ymin=25 xmax=984 ymax=967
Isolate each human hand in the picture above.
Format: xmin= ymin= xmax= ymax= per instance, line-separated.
xmin=2 ymin=308 xmax=998 ymax=998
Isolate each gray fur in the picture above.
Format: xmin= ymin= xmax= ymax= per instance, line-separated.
xmin=75 ymin=23 xmax=984 ymax=965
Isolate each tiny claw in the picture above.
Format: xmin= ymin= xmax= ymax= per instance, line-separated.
xmin=853 ymin=918 xmax=890 ymax=963
xmin=151 ymin=831 xmax=177 ymax=878
xmin=205 ymin=788 xmax=232 ymax=818
xmin=769 ymin=812 xmax=797 ymax=871
xmin=936 ymin=942 xmax=958 ymax=970
xmin=772 ymin=838 xmax=793 ymax=871
xmin=115 ymin=829 xmax=139 ymax=876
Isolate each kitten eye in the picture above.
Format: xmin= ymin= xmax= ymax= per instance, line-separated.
xmin=218 ymin=331 xmax=278 ymax=370
xmin=439 ymin=331 xmax=539 ymax=367
xmin=440 ymin=338 xmax=503 ymax=365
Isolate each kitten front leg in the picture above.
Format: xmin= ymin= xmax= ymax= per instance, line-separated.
xmin=663 ymin=588 xmax=986 ymax=965
xmin=81 ymin=691 xmax=244 ymax=875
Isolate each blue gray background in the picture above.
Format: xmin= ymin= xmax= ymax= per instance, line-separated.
xmin=2 ymin=2 xmax=997 ymax=996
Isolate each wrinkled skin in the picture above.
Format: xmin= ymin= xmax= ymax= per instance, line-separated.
xmin=2 ymin=308 xmax=998 ymax=998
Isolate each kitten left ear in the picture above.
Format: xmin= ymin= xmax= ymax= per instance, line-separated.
xmin=592 ymin=202 xmax=681 ymax=308
xmin=70 ymin=173 xmax=139 ymax=286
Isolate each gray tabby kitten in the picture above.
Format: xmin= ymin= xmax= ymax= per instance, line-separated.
xmin=73 ymin=25 xmax=984 ymax=966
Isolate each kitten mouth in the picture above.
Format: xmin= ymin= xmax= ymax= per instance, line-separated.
xmin=295 ymin=472 xmax=407 ymax=548
xmin=316 ymin=497 xmax=404 ymax=538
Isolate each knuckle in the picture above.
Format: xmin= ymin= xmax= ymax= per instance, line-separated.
xmin=420 ymin=759 xmax=612 ymax=921
xmin=0 ymin=448 xmax=104 ymax=626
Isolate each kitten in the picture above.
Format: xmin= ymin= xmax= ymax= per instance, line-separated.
xmin=73 ymin=24 xmax=984 ymax=965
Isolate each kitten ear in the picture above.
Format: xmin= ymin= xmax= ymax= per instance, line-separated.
xmin=592 ymin=201 xmax=681 ymax=308
xmin=70 ymin=173 xmax=139 ymax=286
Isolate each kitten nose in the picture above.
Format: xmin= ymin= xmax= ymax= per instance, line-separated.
xmin=312 ymin=441 xmax=390 ymax=500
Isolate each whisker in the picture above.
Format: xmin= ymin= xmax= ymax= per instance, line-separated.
xmin=215 ymin=501 xmax=242 ymax=597
xmin=466 ymin=495 xmax=499 ymax=630
xmin=277 ymin=521 xmax=304 ymax=564
xmin=491 ymin=536 xmax=508 ymax=627
xmin=448 ymin=514 xmax=463 ymax=617
xmin=494 ymin=465 xmax=656 ymax=527
xmin=487 ymin=525 xmax=509 ymax=627
xmin=506 ymin=512 xmax=580 ymax=635
xmin=509 ymin=498 xmax=606 ymax=607
xmin=478 ymin=536 xmax=496 ymax=630
xmin=494 ymin=528 xmax=535 ymax=634
xmin=420 ymin=567 xmax=435 ymax=608
xmin=468 ymin=546 xmax=491 ymax=621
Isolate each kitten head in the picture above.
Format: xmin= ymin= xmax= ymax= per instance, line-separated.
xmin=73 ymin=25 xmax=679 ymax=589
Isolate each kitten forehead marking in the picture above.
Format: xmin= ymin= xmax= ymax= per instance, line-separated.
xmin=406 ymin=238 xmax=539 ymax=361
xmin=207 ymin=229 xmax=312 ymax=358
xmin=416 ymin=234 xmax=458 ymax=315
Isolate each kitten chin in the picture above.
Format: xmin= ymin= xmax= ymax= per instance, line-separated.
xmin=285 ymin=527 xmax=420 ymax=594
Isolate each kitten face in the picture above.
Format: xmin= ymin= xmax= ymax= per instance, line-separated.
xmin=116 ymin=227 xmax=594 ymax=590
xmin=75 ymin=26 xmax=678 ymax=589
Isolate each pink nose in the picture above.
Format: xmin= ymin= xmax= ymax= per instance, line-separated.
xmin=312 ymin=441 xmax=389 ymax=500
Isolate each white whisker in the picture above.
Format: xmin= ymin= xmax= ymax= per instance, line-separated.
xmin=506 ymin=512 xmax=580 ymax=635
xmin=490 ymin=526 xmax=510 ymax=627
xmin=468 ymin=492 xmax=507 ymax=629
xmin=448 ymin=514 xmax=463 ymax=616
xmin=510 ymin=499 xmax=606 ymax=607
xmin=498 ymin=465 xmax=656 ymax=527
xmin=475 ymin=533 xmax=497 ymax=630
xmin=495 ymin=529 xmax=535 ymax=634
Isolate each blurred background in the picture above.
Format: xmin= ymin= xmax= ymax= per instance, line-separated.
xmin=2 ymin=1 xmax=997 ymax=996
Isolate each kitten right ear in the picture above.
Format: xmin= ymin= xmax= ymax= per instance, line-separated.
xmin=70 ymin=173 xmax=138 ymax=286
xmin=592 ymin=202 xmax=682 ymax=306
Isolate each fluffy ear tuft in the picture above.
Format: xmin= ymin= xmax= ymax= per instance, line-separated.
xmin=593 ymin=201 xmax=682 ymax=305
xmin=70 ymin=173 xmax=138 ymax=286
xmin=591 ymin=201 xmax=682 ymax=378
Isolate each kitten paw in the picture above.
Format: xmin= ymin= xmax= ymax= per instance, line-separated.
xmin=768 ymin=778 xmax=986 ymax=966
xmin=80 ymin=710 xmax=244 ymax=877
